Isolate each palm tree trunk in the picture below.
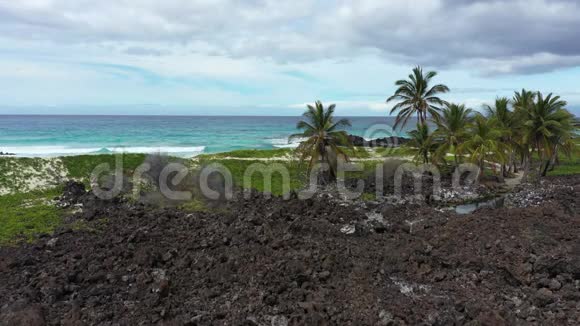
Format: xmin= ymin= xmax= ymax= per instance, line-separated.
xmin=478 ymin=160 xmax=485 ymax=182
xmin=541 ymin=160 xmax=550 ymax=177
xmin=550 ymin=155 xmax=560 ymax=172
xmin=510 ymin=152 xmax=517 ymax=173
xmin=537 ymin=145 xmax=546 ymax=178
xmin=522 ymin=152 xmax=531 ymax=183
xmin=547 ymin=144 xmax=559 ymax=173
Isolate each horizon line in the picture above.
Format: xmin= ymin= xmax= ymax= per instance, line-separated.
xmin=0 ymin=114 xmax=396 ymax=118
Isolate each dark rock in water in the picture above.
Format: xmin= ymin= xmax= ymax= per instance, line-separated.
xmin=348 ymin=134 xmax=409 ymax=148
xmin=0 ymin=151 xmax=16 ymax=156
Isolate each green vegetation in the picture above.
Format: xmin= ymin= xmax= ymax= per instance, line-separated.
xmin=385 ymin=68 xmax=579 ymax=181
xmin=2 ymin=66 xmax=579 ymax=246
xmin=179 ymin=198 xmax=209 ymax=212
xmin=0 ymin=188 xmax=62 ymax=245
xmin=290 ymin=100 xmax=353 ymax=181
xmin=0 ymin=154 xmax=149 ymax=194
xmin=547 ymin=146 xmax=580 ymax=175
xmin=549 ymin=163 xmax=580 ymax=175
xmin=432 ymin=103 xmax=473 ymax=165
xmin=0 ymin=154 xmax=149 ymax=245
xmin=458 ymin=114 xmax=508 ymax=180
xmin=61 ymin=153 xmax=147 ymax=180
xmin=373 ymin=146 xmax=414 ymax=157
xmin=520 ymin=92 xmax=576 ymax=178
xmin=0 ymin=157 xmax=67 ymax=194
xmin=198 ymin=157 xmax=304 ymax=195
xmin=406 ymin=123 xmax=435 ymax=164
xmin=387 ymin=65 xmax=449 ymax=128
xmin=199 ymin=148 xmax=293 ymax=159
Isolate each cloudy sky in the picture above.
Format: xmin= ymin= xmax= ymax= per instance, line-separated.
xmin=1 ymin=0 xmax=579 ymax=116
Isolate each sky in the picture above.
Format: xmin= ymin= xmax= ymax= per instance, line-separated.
xmin=0 ymin=0 xmax=579 ymax=116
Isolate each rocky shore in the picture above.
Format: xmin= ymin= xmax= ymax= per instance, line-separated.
xmin=0 ymin=176 xmax=579 ymax=325
xmin=348 ymin=134 xmax=410 ymax=148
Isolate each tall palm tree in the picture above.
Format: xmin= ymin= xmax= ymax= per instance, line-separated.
xmin=432 ymin=103 xmax=473 ymax=166
xmin=512 ymin=89 xmax=537 ymax=181
xmin=513 ymin=89 xmax=536 ymax=112
xmin=458 ymin=114 xmax=508 ymax=180
xmin=485 ymin=97 xmax=511 ymax=125
xmin=289 ymin=101 xmax=352 ymax=182
xmin=387 ymin=66 xmax=449 ymax=129
xmin=485 ymin=97 xmax=516 ymax=176
xmin=406 ymin=123 xmax=435 ymax=164
xmin=521 ymin=92 xmax=574 ymax=177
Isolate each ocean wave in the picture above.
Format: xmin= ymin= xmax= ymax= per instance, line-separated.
xmin=270 ymin=137 xmax=305 ymax=149
xmin=1 ymin=146 xmax=206 ymax=157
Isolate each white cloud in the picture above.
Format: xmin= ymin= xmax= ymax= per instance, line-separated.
xmin=2 ymin=0 xmax=580 ymax=74
xmin=466 ymin=53 xmax=580 ymax=75
xmin=288 ymin=100 xmax=390 ymax=112
xmin=1 ymin=1 xmax=580 ymax=113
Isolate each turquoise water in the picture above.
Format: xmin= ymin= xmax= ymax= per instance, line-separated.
xmin=0 ymin=115 xmax=409 ymax=157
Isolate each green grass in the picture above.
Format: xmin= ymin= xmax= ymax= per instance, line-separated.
xmin=61 ymin=153 xmax=147 ymax=180
xmin=0 ymin=154 xmax=150 ymax=245
xmin=199 ymin=158 xmax=305 ymax=195
xmin=199 ymin=148 xmax=293 ymax=159
xmin=197 ymin=146 xmax=411 ymax=161
xmin=548 ymin=153 xmax=580 ymax=176
xmin=0 ymin=188 xmax=62 ymax=246
xmin=198 ymin=156 xmax=389 ymax=196
xmin=373 ymin=146 xmax=414 ymax=157
xmin=549 ymin=164 xmax=580 ymax=176
xmin=539 ymin=139 xmax=580 ymax=176
xmin=0 ymin=154 xmax=150 ymax=194
xmin=179 ymin=199 xmax=209 ymax=212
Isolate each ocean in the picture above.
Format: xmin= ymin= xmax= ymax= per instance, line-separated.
xmin=0 ymin=115 xmax=410 ymax=157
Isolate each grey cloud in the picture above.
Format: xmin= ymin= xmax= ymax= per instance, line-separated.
xmin=330 ymin=0 xmax=580 ymax=74
xmin=1 ymin=0 xmax=580 ymax=75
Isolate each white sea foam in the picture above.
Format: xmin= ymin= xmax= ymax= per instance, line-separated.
xmin=1 ymin=146 xmax=206 ymax=157
xmin=270 ymin=137 xmax=304 ymax=149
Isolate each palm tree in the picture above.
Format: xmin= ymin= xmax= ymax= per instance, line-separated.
xmin=406 ymin=123 xmax=435 ymax=164
xmin=289 ymin=101 xmax=353 ymax=182
xmin=485 ymin=97 xmax=516 ymax=176
xmin=432 ymin=103 xmax=473 ymax=166
xmin=458 ymin=114 xmax=508 ymax=180
xmin=512 ymin=89 xmax=537 ymax=181
xmin=387 ymin=66 xmax=449 ymax=129
xmin=513 ymin=89 xmax=536 ymax=112
xmin=485 ymin=97 xmax=511 ymax=124
xmin=521 ymin=92 xmax=574 ymax=177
